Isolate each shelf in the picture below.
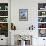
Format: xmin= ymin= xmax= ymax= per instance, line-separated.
xmin=0 ymin=10 xmax=8 ymax=11
xmin=0 ymin=22 xmax=8 ymax=23
xmin=38 ymin=10 xmax=46 ymax=11
xmin=0 ymin=3 xmax=8 ymax=37
xmin=38 ymin=3 xmax=46 ymax=37
xmin=0 ymin=16 xmax=8 ymax=17
xmin=38 ymin=22 xmax=46 ymax=23
xmin=38 ymin=15 xmax=46 ymax=17
xmin=38 ymin=28 xmax=46 ymax=29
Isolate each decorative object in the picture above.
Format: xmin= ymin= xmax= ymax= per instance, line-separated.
xmin=0 ymin=23 xmax=8 ymax=37
xmin=0 ymin=11 xmax=8 ymax=16
xmin=29 ymin=25 xmax=35 ymax=30
xmin=38 ymin=3 xmax=46 ymax=10
xmin=38 ymin=17 xmax=46 ymax=22
xmin=0 ymin=17 xmax=8 ymax=22
xmin=11 ymin=23 xmax=16 ymax=30
xmin=39 ymin=29 xmax=46 ymax=37
xmin=19 ymin=9 xmax=28 ymax=21
xmin=38 ymin=23 xmax=46 ymax=28
xmin=0 ymin=3 xmax=8 ymax=10
xmin=42 ymin=12 xmax=45 ymax=15
xmin=0 ymin=6 xmax=1 ymax=10
xmin=38 ymin=11 xmax=46 ymax=16
xmin=5 ymin=6 xmax=8 ymax=10
xmin=15 ymin=35 xmax=32 ymax=46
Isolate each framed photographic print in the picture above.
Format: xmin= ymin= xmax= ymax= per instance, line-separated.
xmin=19 ymin=9 xmax=28 ymax=21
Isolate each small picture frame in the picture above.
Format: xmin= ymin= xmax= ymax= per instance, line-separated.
xmin=19 ymin=9 xmax=28 ymax=21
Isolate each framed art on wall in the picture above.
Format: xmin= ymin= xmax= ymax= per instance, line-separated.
xmin=19 ymin=9 xmax=28 ymax=21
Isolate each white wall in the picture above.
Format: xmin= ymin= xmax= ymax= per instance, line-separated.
xmin=11 ymin=0 xmax=38 ymax=30
xmin=11 ymin=0 xmax=46 ymax=46
xmin=11 ymin=0 xmax=46 ymax=30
